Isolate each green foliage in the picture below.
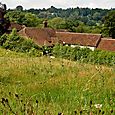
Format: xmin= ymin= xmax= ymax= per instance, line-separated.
xmin=0 ymin=33 xmax=7 ymax=45
xmin=6 ymin=7 xmax=113 ymax=34
xmin=23 ymin=13 xmax=43 ymax=27
xmin=25 ymin=6 xmax=110 ymax=26
xmin=64 ymin=19 xmax=79 ymax=32
xmin=53 ymin=44 xmax=115 ymax=66
xmin=48 ymin=17 xmax=65 ymax=29
xmin=103 ymin=10 xmax=115 ymax=38
xmin=16 ymin=5 xmax=23 ymax=11
xmin=0 ymin=29 xmax=42 ymax=56
xmin=5 ymin=11 xmax=43 ymax=27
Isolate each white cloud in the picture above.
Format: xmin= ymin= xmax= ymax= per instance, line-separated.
xmin=2 ymin=0 xmax=115 ymax=9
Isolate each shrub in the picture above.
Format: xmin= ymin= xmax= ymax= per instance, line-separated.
xmin=52 ymin=44 xmax=115 ymax=66
xmin=0 ymin=29 xmax=42 ymax=56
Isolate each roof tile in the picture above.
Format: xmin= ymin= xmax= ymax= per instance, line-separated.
xmin=97 ymin=38 xmax=115 ymax=52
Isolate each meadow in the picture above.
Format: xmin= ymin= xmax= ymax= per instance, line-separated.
xmin=0 ymin=48 xmax=115 ymax=115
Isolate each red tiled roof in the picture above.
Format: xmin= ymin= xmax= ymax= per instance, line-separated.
xmin=8 ymin=22 xmax=24 ymax=31
xmin=97 ymin=38 xmax=115 ymax=52
xmin=18 ymin=27 xmax=56 ymax=46
xmin=56 ymin=32 xmax=101 ymax=47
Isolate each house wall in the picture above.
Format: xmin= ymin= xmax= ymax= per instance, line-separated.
xmin=79 ymin=46 xmax=95 ymax=51
xmin=69 ymin=44 xmax=95 ymax=51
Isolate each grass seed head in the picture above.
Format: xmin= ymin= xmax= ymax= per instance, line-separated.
xmin=102 ymin=111 xmax=105 ymax=114
xmin=99 ymin=109 xmax=101 ymax=113
xmin=5 ymin=99 xmax=8 ymax=103
xmin=110 ymin=109 xmax=113 ymax=113
xmin=2 ymin=98 xmax=5 ymax=102
xmin=90 ymin=100 xmax=92 ymax=105
xmin=80 ymin=110 xmax=82 ymax=114
xmin=74 ymin=110 xmax=77 ymax=114
xmin=36 ymin=100 xmax=38 ymax=104
xmin=15 ymin=94 xmax=19 ymax=99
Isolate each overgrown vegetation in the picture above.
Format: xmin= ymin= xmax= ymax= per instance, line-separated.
xmin=0 ymin=4 xmax=115 ymax=115
xmin=0 ymin=29 xmax=42 ymax=56
xmin=52 ymin=44 xmax=115 ymax=66
xmin=0 ymin=30 xmax=115 ymax=66
xmin=0 ymin=49 xmax=115 ymax=114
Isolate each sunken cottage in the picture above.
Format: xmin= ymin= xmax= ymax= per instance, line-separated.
xmin=18 ymin=26 xmax=115 ymax=52
xmin=56 ymin=32 xmax=102 ymax=51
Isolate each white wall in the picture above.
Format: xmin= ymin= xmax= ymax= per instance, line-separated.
xmin=70 ymin=45 xmax=95 ymax=51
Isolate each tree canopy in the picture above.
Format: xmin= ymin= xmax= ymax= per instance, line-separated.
xmin=104 ymin=10 xmax=115 ymax=38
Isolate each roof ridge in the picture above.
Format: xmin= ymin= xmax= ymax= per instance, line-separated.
xmin=56 ymin=32 xmax=102 ymax=36
xmin=101 ymin=38 xmax=115 ymax=40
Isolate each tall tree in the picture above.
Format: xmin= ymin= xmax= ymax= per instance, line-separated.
xmin=104 ymin=10 xmax=115 ymax=38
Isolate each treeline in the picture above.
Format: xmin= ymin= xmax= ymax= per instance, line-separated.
xmin=27 ymin=6 xmax=110 ymax=25
xmin=8 ymin=6 xmax=113 ymax=26
xmin=5 ymin=6 xmax=115 ymax=37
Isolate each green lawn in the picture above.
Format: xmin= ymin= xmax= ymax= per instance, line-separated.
xmin=0 ymin=48 xmax=115 ymax=115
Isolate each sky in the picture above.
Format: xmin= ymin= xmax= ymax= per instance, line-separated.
xmin=2 ymin=0 xmax=115 ymax=9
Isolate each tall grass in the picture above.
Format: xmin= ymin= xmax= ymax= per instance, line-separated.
xmin=0 ymin=48 xmax=115 ymax=114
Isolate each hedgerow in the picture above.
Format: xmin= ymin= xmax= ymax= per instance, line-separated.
xmin=52 ymin=44 xmax=115 ymax=66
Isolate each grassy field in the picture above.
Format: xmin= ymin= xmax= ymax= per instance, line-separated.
xmin=0 ymin=48 xmax=115 ymax=115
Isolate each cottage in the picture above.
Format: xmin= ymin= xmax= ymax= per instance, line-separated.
xmin=18 ymin=27 xmax=56 ymax=46
xmin=97 ymin=38 xmax=115 ymax=52
xmin=56 ymin=32 xmax=101 ymax=51
xmin=16 ymin=25 xmax=115 ymax=52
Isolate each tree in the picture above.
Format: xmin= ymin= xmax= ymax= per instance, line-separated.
xmin=48 ymin=17 xmax=65 ymax=29
xmin=16 ymin=5 xmax=23 ymax=11
xmin=104 ymin=10 xmax=115 ymax=38
xmin=5 ymin=11 xmax=43 ymax=27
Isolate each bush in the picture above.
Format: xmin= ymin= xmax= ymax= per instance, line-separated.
xmin=52 ymin=44 xmax=115 ymax=66
xmin=0 ymin=29 xmax=42 ymax=56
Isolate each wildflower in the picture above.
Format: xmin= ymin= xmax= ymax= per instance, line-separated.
xmin=90 ymin=100 xmax=92 ymax=105
xmin=110 ymin=109 xmax=113 ymax=113
xmin=90 ymin=100 xmax=93 ymax=108
xmin=36 ymin=100 xmax=38 ymax=104
xmin=2 ymin=98 xmax=5 ymax=102
xmin=1 ymin=98 xmax=5 ymax=106
xmin=74 ymin=111 xmax=77 ymax=114
xmin=94 ymin=104 xmax=102 ymax=109
xmin=50 ymin=56 xmax=55 ymax=59
xmin=5 ymin=98 xmax=8 ymax=103
xmin=80 ymin=110 xmax=82 ymax=114
xmin=9 ymin=92 xmax=11 ymax=96
xmin=15 ymin=94 xmax=19 ymax=99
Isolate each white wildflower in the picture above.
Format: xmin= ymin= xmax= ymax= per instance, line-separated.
xmin=50 ymin=56 xmax=55 ymax=59
xmin=94 ymin=104 xmax=102 ymax=109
